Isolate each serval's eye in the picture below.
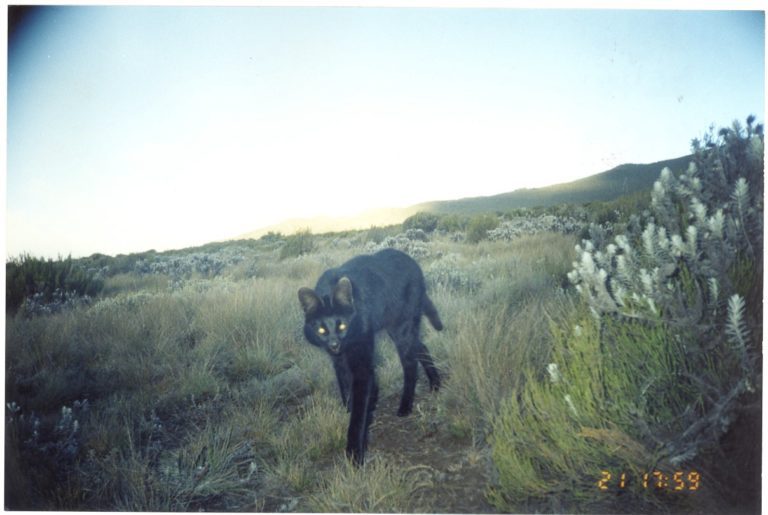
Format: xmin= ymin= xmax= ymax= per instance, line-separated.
xmin=317 ymin=326 xmax=327 ymax=335
xmin=338 ymin=322 xmax=347 ymax=332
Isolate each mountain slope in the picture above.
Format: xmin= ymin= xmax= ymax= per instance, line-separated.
xmin=237 ymin=154 xmax=692 ymax=238
xmin=415 ymin=154 xmax=692 ymax=215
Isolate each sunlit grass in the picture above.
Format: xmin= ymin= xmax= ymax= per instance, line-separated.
xmin=6 ymin=218 xmax=754 ymax=513
xmin=6 ymin=230 xmax=580 ymax=510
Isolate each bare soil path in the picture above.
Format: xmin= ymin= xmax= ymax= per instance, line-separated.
xmin=368 ymin=389 xmax=498 ymax=513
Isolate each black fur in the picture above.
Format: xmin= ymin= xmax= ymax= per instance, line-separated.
xmin=298 ymin=248 xmax=442 ymax=465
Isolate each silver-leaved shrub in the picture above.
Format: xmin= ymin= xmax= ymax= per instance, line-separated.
xmin=567 ymin=117 xmax=763 ymax=465
xmin=487 ymin=214 xmax=585 ymax=242
xmin=488 ymin=118 xmax=762 ymax=514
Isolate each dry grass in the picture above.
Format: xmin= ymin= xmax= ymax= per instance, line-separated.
xmin=7 ymin=229 xmax=733 ymax=513
xmin=307 ymin=456 xmax=434 ymax=512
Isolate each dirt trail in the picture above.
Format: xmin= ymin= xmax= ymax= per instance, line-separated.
xmin=367 ymin=389 xmax=498 ymax=513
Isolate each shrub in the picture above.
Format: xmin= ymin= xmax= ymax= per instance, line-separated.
xmin=133 ymin=251 xmax=243 ymax=282
xmin=366 ymin=233 xmax=430 ymax=259
xmin=437 ymin=213 xmax=468 ymax=233
xmin=110 ymin=250 xmax=158 ymax=276
xmin=402 ymin=211 xmax=440 ymax=233
xmin=259 ymin=231 xmax=284 ymax=243
xmin=6 ymin=254 xmax=104 ymax=315
xmin=6 ymin=399 xmax=92 ymax=509
xmin=490 ymin=117 xmax=763 ymax=513
xmin=466 ymin=214 xmax=499 ymax=244
xmin=486 ymin=215 xmax=584 ymax=241
xmin=279 ymin=229 xmax=316 ymax=260
xmin=364 ymin=226 xmax=390 ymax=244
xmin=567 ymin=117 xmax=763 ymax=464
xmin=426 ymin=253 xmax=483 ymax=293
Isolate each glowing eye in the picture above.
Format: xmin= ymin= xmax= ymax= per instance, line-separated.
xmin=317 ymin=326 xmax=327 ymax=335
xmin=338 ymin=322 xmax=347 ymax=331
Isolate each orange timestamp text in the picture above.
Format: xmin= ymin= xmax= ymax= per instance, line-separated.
xmin=597 ymin=470 xmax=701 ymax=492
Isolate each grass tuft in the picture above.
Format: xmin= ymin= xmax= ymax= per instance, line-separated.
xmin=307 ymin=456 xmax=433 ymax=512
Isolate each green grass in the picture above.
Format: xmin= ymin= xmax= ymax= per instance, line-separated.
xmin=5 ymin=223 xmax=759 ymax=513
xmin=101 ymin=272 xmax=170 ymax=296
xmin=307 ymin=456 xmax=433 ymax=512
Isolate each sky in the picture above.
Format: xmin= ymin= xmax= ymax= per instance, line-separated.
xmin=6 ymin=5 xmax=765 ymax=258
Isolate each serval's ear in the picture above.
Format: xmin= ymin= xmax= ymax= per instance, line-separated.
xmin=298 ymin=287 xmax=322 ymax=317
xmin=333 ymin=277 xmax=354 ymax=308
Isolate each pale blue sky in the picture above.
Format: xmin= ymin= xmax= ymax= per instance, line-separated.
xmin=7 ymin=7 xmax=765 ymax=258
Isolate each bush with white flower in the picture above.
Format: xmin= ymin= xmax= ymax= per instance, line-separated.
xmin=365 ymin=230 xmax=431 ymax=259
xmin=487 ymin=214 xmax=585 ymax=242
xmin=566 ymin=116 xmax=762 ymax=463
xmin=490 ymin=117 xmax=763 ymax=512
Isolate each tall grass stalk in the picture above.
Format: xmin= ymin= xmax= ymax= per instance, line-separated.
xmin=488 ymin=300 xmax=689 ymax=513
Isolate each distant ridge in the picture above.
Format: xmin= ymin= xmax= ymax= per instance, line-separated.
xmin=415 ymin=154 xmax=693 ymax=215
xmin=236 ymin=154 xmax=692 ymax=239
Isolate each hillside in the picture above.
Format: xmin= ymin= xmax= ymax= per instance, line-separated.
xmin=237 ymin=155 xmax=692 ymax=238
xmin=415 ymin=154 xmax=692 ymax=215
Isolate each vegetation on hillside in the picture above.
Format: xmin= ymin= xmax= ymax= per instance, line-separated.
xmin=490 ymin=116 xmax=763 ymax=513
xmin=6 ymin=254 xmax=104 ymax=315
xmin=417 ymin=154 xmax=693 ymax=215
xmin=5 ymin=118 xmax=761 ymax=513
